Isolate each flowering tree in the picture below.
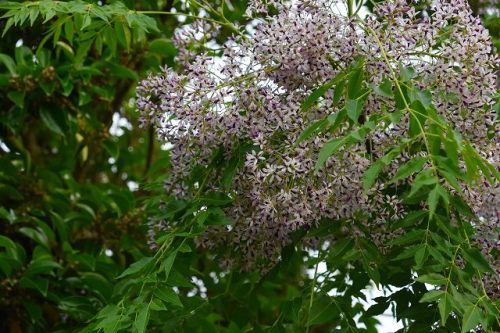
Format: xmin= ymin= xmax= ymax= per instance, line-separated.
xmin=0 ymin=0 xmax=498 ymax=332
xmin=132 ymin=0 xmax=499 ymax=331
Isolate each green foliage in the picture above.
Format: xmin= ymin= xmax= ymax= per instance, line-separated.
xmin=304 ymin=56 xmax=499 ymax=331
xmin=0 ymin=0 xmax=247 ymax=331
xmin=0 ymin=1 xmax=499 ymax=333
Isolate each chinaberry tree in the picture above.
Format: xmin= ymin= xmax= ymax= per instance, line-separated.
xmin=0 ymin=0 xmax=498 ymax=332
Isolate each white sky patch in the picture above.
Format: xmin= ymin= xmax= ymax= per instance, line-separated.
xmin=161 ymin=142 xmax=174 ymax=150
xmin=127 ymin=180 xmax=139 ymax=192
xmin=245 ymin=19 xmax=260 ymax=35
xmin=0 ymin=140 xmax=11 ymax=152
xmin=188 ymin=276 xmax=208 ymax=298
xmin=109 ymin=112 xmax=132 ymax=136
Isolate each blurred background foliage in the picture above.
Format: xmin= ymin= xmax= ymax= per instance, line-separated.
xmin=0 ymin=0 xmax=497 ymax=332
xmin=0 ymin=0 xmax=248 ymax=331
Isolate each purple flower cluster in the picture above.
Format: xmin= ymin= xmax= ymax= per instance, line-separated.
xmin=137 ymin=0 xmax=498 ymax=277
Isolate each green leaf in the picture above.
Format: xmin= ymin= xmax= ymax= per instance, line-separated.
xmin=444 ymin=128 xmax=460 ymax=167
xmin=390 ymin=210 xmax=427 ymax=230
xmin=0 ymin=53 xmax=16 ymax=74
xmin=94 ymin=307 xmax=122 ymax=333
xmin=78 ymin=90 xmax=92 ymax=106
xmin=0 ymin=184 xmax=23 ymax=201
xmin=461 ymin=248 xmax=493 ymax=273
xmin=205 ymin=212 xmax=232 ymax=225
xmin=296 ymin=117 xmax=327 ymax=145
xmin=408 ymin=169 xmax=437 ymax=197
xmin=133 ymin=304 xmax=150 ymax=333
xmin=399 ymin=65 xmax=416 ymax=82
xmin=114 ymin=20 xmax=131 ymax=52
xmin=420 ymin=290 xmax=445 ymax=303
xmin=149 ymin=298 xmax=167 ymax=311
xmin=19 ymin=277 xmax=49 ymax=296
xmin=414 ymin=245 xmax=427 ymax=267
xmin=438 ymin=292 xmax=453 ymax=325
xmin=104 ymin=61 xmax=138 ymax=80
xmin=333 ymin=79 xmax=345 ymax=105
xmin=149 ymin=38 xmax=178 ymax=57
xmin=429 ymin=232 xmax=452 ymax=255
xmin=178 ymin=243 xmax=191 ymax=253
xmin=117 ymin=257 xmax=153 ymax=279
xmin=409 ymin=88 xmax=432 ymax=108
xmin=40 ymin=107 xmax=65 ymax=136
xmin=416 ymin=273 xmax=448 ymax=285
xmin=19 ymin=227 xmax=49 ymax=248
xmin=154 ymin=287 xmax=183 ymax=307
xmin=167 ymin=270 xmax=194 ymax=289
xmin=427 ymin=245 xmax=447 ymax=265
xmin=64 ymin=18 xmax=74 ymax=43
xmin=28 ymin=7 xmax=39 ymax=26
xmin=0 ymin=235 xmax=17 ymax=253
xmin=409 ymin=100 xmax=427 ymax=138
xmin=366 ymin=299 xmax=390 ymax=316
xmin=103 ymin=26 xmax=117 ymax=57
xmin=327 ymin=108 xmax=347 ymax=132
xmin=463 ymin=141 xmax=499 ymax=184
xmin=197 ymin=192 xmax=232 ymax=206
xmin=221 ymin=151 xmax=244 ymax=190
xmin=389 ymin=109 xmax=403 ymax=124
xmin=391 ymin=246 xmax=419 ymax=262
xmin=427 ymin=184 xmax=441 ymax=220
xmin=435 ymin=217 xmax=463 ymax=243
xmin=327 ymin=238 xmax=354 ymax=261
xmin=24 ymin=258 xmax=61 ymax=276
xmin=362 ymin=161 xmax=383 ymax=192
xmin=306 ymin=294 xmax=339 ymax=326
xmin=346 ymin=98 xmax=364 ymax=122
xmin=347 ymin=60 xmax=364 ymax=99
xmin=301 ymin=73 xmax=347 ymax=111
xmin=372 ymin=78 xmax=392 ymax=97
xmin=82 ymin=14 xmax=92 ymax=29
xmin=315 ymin=137 xmax=345 ymax=171
xmin=80 ymin=272 xmax=113 ymax=300
xmin=438 ymin=169 xmax=462 ymax=193
xmin=391 ymin=156 xmax=428 ymax=183
xmin=2 ymin=16 xmax=14 ymax=37
xmin=161 ymin=251 xmax=176 ymax=280
xmin=378 ymin=140 xmax=407 ymax=165
xmin=389 ymin=229 xmax=425 ymax=246
xmin=7 ymin=91 xmax=24 ymax=108
xmin=461 ymin=304 xmax=482 ymax=333
xmin=74 ymin=39 xmax=93 ymax=64
xmin=56 ymin=41 xmax=75 ymax=57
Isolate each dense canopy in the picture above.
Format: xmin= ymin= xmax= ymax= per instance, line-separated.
xmin=0 ymin=0 xmax=498 ymax=332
